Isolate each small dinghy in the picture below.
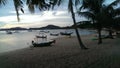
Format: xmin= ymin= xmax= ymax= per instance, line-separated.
xmin=50 ymin=33 xmax=59 ymax=36
xmin=39 ymin=30 xmax=49 ymax=33
xmin=32 ymin=40 xmax=56 ymax=47
xmin=36 ymin=35 xmax=47 ymax=38
xmin=60 ymin=32 xmax=73 ymax=36
xmin=14 ymin=30 xmax=19 ymax=33
xmin=6 ymin=31 xmax=12 ymax=34
xmin=28 ymin=30 xmax=32 ymax=32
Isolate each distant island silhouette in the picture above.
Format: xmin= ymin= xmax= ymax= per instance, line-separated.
xmin=0 ymin=24 xmax=72 ymax=31
xmin=0 ymin=22 xmax=93 ymax=31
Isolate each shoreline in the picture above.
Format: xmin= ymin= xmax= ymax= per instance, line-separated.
xmin=0 ymin=34 xmax=120 ymax=68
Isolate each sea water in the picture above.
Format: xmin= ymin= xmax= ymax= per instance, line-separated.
xmin=0 ymin=29 xmax=94 ymax=53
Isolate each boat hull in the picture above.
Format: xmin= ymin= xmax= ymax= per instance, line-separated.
xmin=36 ymin=35 xmax=47 ymax=38
xmin=32 ymin=40 xmax=55 ymax=47
xmin=60 ymin=32 xmax=73 ymax=36
xmin=50 ymin=33 xmax=59 ymax=36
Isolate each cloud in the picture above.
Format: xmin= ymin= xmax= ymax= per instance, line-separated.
xmin=0 ymin=10 xmax=74 ymax=28
xmin=0 ymin=0 xmax=89 ymax=28
xmin=0 ymin=22 xmax=6 ymax=27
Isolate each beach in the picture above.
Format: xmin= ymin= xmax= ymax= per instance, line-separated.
xmin=0 ymin=34 xmax=120 ymax=68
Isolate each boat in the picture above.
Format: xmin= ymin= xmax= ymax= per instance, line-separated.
xmin=28 ymin=29 xmax=32 ymax=32
xmin=44 ymin=31 xmax=49 ymax=33
xmin=14 ymin=30 xmax=19 ymax=33
xmin=6 ymin=31 xmax=12 ymax=34
xmin=60 ymin=32 xmax=73 ymax=36
xmin=50 ymin=33 xmax=59 ymax=36
xmin=32 ymin=40 xmax=56 ymax=47
xmin=39 ymin=30 xmax=49 ymax=33
xmin=36 ymin=35 xmax=47 ymax=38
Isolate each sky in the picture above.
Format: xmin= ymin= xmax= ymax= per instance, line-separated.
xmin=0 ymin=0 xmax=115 ymax=28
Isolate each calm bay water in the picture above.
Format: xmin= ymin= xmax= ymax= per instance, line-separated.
xmin=0 ymin=29 xmax=94 ymax=53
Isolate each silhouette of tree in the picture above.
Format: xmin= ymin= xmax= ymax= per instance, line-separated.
xmin=79 ymin=0 xmax=105 ymax=44
xmin=78 ymin=0 xmax=120 ymax=44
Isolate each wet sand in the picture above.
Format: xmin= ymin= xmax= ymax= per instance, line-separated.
xmin=0 ymin=34 xmax=120 ymax=68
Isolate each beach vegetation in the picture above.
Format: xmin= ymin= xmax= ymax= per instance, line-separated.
xmin=78 ymin=0 xmax=120 ymax=44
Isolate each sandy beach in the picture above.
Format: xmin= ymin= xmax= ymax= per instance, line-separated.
xmin=0 ymin=34 xmax=120 ymax=68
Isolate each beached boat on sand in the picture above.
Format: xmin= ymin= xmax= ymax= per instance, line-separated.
xmin=36 ymin=35 xmax=47 ymax=38
xmin=6 ymin=31 xmax=12 ymax=34
xmin=14 ymin=30 xmax=19 ymax=33
xmin=60 ymin=32 xmax=73 ymax=36
xmin=50 ymin=33 xmax=59 ymax=36
xmin=32 ymin=40 xmax=56 ymax=47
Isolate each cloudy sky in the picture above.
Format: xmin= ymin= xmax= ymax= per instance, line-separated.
xmin=0 ymin=0 xmax=114 ymax=28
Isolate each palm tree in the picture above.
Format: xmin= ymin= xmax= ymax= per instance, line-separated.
xmin=79 ymin=0 xmax=105 ymax=44
xmin=67 ymin=0 xmax=88 ymax=49
xmin=0 ymin=0 xmax=24 ymax=21
xmin=78 ymin=0 xmax=120 ymax=44
xmin=101 ymin=1 xmax=120 ymax=39
xmin=26 ymin=0 xmax=88 ymax=49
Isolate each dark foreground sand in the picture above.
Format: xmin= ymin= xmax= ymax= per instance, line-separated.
xmin=0 ymin=35 xmax=120 ymax=68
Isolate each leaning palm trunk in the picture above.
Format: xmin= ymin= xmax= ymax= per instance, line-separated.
xmin=69 ymin=0 xmax=87 ymax=49
xmin=98 ymin=28 xmax=102 ymax=44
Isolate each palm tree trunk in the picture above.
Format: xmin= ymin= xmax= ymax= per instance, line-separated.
xmin=98 ymin=28 xmax=102 ymax=44
xmin=108 ymin=27 xmax=114 ymax=39
xmin=70 ymin=0 xmax=87 ymax=49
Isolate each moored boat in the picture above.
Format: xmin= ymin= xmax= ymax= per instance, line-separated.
xmin=32 ymin=40 xmax=56 ymax=47
xmin=50 ymin=33 xmax=59 ymax=36
xmin=14 ymin=30 xmax=19 ymax=33
xmin=36 ymin=35 xmax=47 ymax=38
xmin=39 ymin=30 xmax=49 ymax=33
xmin=6 ymin=31 xmax=12 ymax=34
xmin=60 ymin=32 xmax=73 ymax=36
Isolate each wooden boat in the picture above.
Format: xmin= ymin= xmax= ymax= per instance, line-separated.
xmin=6 ymin=31 xmax=12 ymax=34
xmin=39 ymin=30 xmax=49 ymax=33
xmin=28 ymin=30 xmax=32 ymax=32
xmin=60 ymin=32 xmax=73 ymax=36
xmin=50 ymin=33 xmax=59 ymax=36
xmin=44 ymin=31 xmax=49 ymax=33
xmin=36 ymin=35 xmax=47 ymax=38
xmin=32 ymin=40 xmax=56 ymax=47
xmin=14 ymin=30 xmax=19 ymax=33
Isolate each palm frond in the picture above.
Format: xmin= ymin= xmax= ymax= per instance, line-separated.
xmin=49 ymin=0 xmax=64 ymax=9
xmin=108 ymin=0 xmax=120 ymax=7
xmin=77 ymin=11 xmax=95 ymax=20
xmin=28 ymin=4 xmax=34 ymax=13
xmin=75 ymin=0 xmax=80 ymax=6
xmin=26 ymin=0 xmax=50 ymax=12
xmin=0 ymin=0 xmax=7 ymax=6
xmin=57 ymin=0 xmax=63 ymax=6
xmin=13 ymin=0 xmax=24 ymax=22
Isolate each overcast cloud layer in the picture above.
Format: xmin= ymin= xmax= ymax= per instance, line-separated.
xmin=0 ymin=0 xmax=114 ymax=28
